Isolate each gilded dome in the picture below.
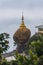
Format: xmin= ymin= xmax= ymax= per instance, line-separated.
xmin=13 ymin=15 xmax=31 ymax=44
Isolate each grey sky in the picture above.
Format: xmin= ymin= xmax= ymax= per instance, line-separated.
xmin=0 ymin=0 xmax=43 ymax=8
xmin=0 ymin=0 xmax=43 ymax=52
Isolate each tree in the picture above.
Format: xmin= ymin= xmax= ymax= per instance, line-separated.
xmin=14 ymin=51 xmax=38 ymax=65
xmin=28 ymin=33 xmax=43 ymax=65
xmin=38 ymin=55 xmax=43 ymax=65
xmin=0 ymin=33 xmax=10 ymax=62
xmin=28 ymin=33 xmax=43 ymax=56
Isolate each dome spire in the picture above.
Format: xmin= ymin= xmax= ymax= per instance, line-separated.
xmin=20 ymin=13 xmax=26 ymax=29
xmin=22 ymin=12 xmax=24 ymax=24
xmin=22 ymin=12 xmax=24 ymax=21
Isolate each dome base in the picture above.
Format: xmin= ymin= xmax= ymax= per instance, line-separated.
xmin=16 ymin=43 xmax=27 ymax=53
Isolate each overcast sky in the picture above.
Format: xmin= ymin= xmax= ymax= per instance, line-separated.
xmin=0 ymin=0 xmax=43 ymax=52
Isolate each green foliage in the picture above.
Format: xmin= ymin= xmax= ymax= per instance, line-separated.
xmin=38 ymin=55 xmax=43 ymax=65
xmin=14 ymin=51 xmax=38 ymax=65
xmin=15 ymin=53 xmax=29 ymax=65
xmin=29 ymin=49 xmax=39 ymax=65
xmin=29 ymin=33 xmax=43 ymax=56
xmin=10 ymin=60 xmax=17 ymax=65
xmin=2 ymin=60 xmax=10 ymax=65
xmin=0 ymin=54 xmax=2 ymax=62
xmin=28 ymin=33 xmax=43 ymax=65
xmin=0 ymin=33 xmax=10 ymax=61
xmin=0 ymin=58 xmax=10 ymax=65
xmin=0 ymin=33 xmax=9 ymax=53
xmin=30 ymin=40 xmax=43 ymax=56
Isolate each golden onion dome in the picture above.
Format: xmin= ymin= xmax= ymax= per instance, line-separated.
xmin=13 ymin=15 xmax=31 ymax=44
